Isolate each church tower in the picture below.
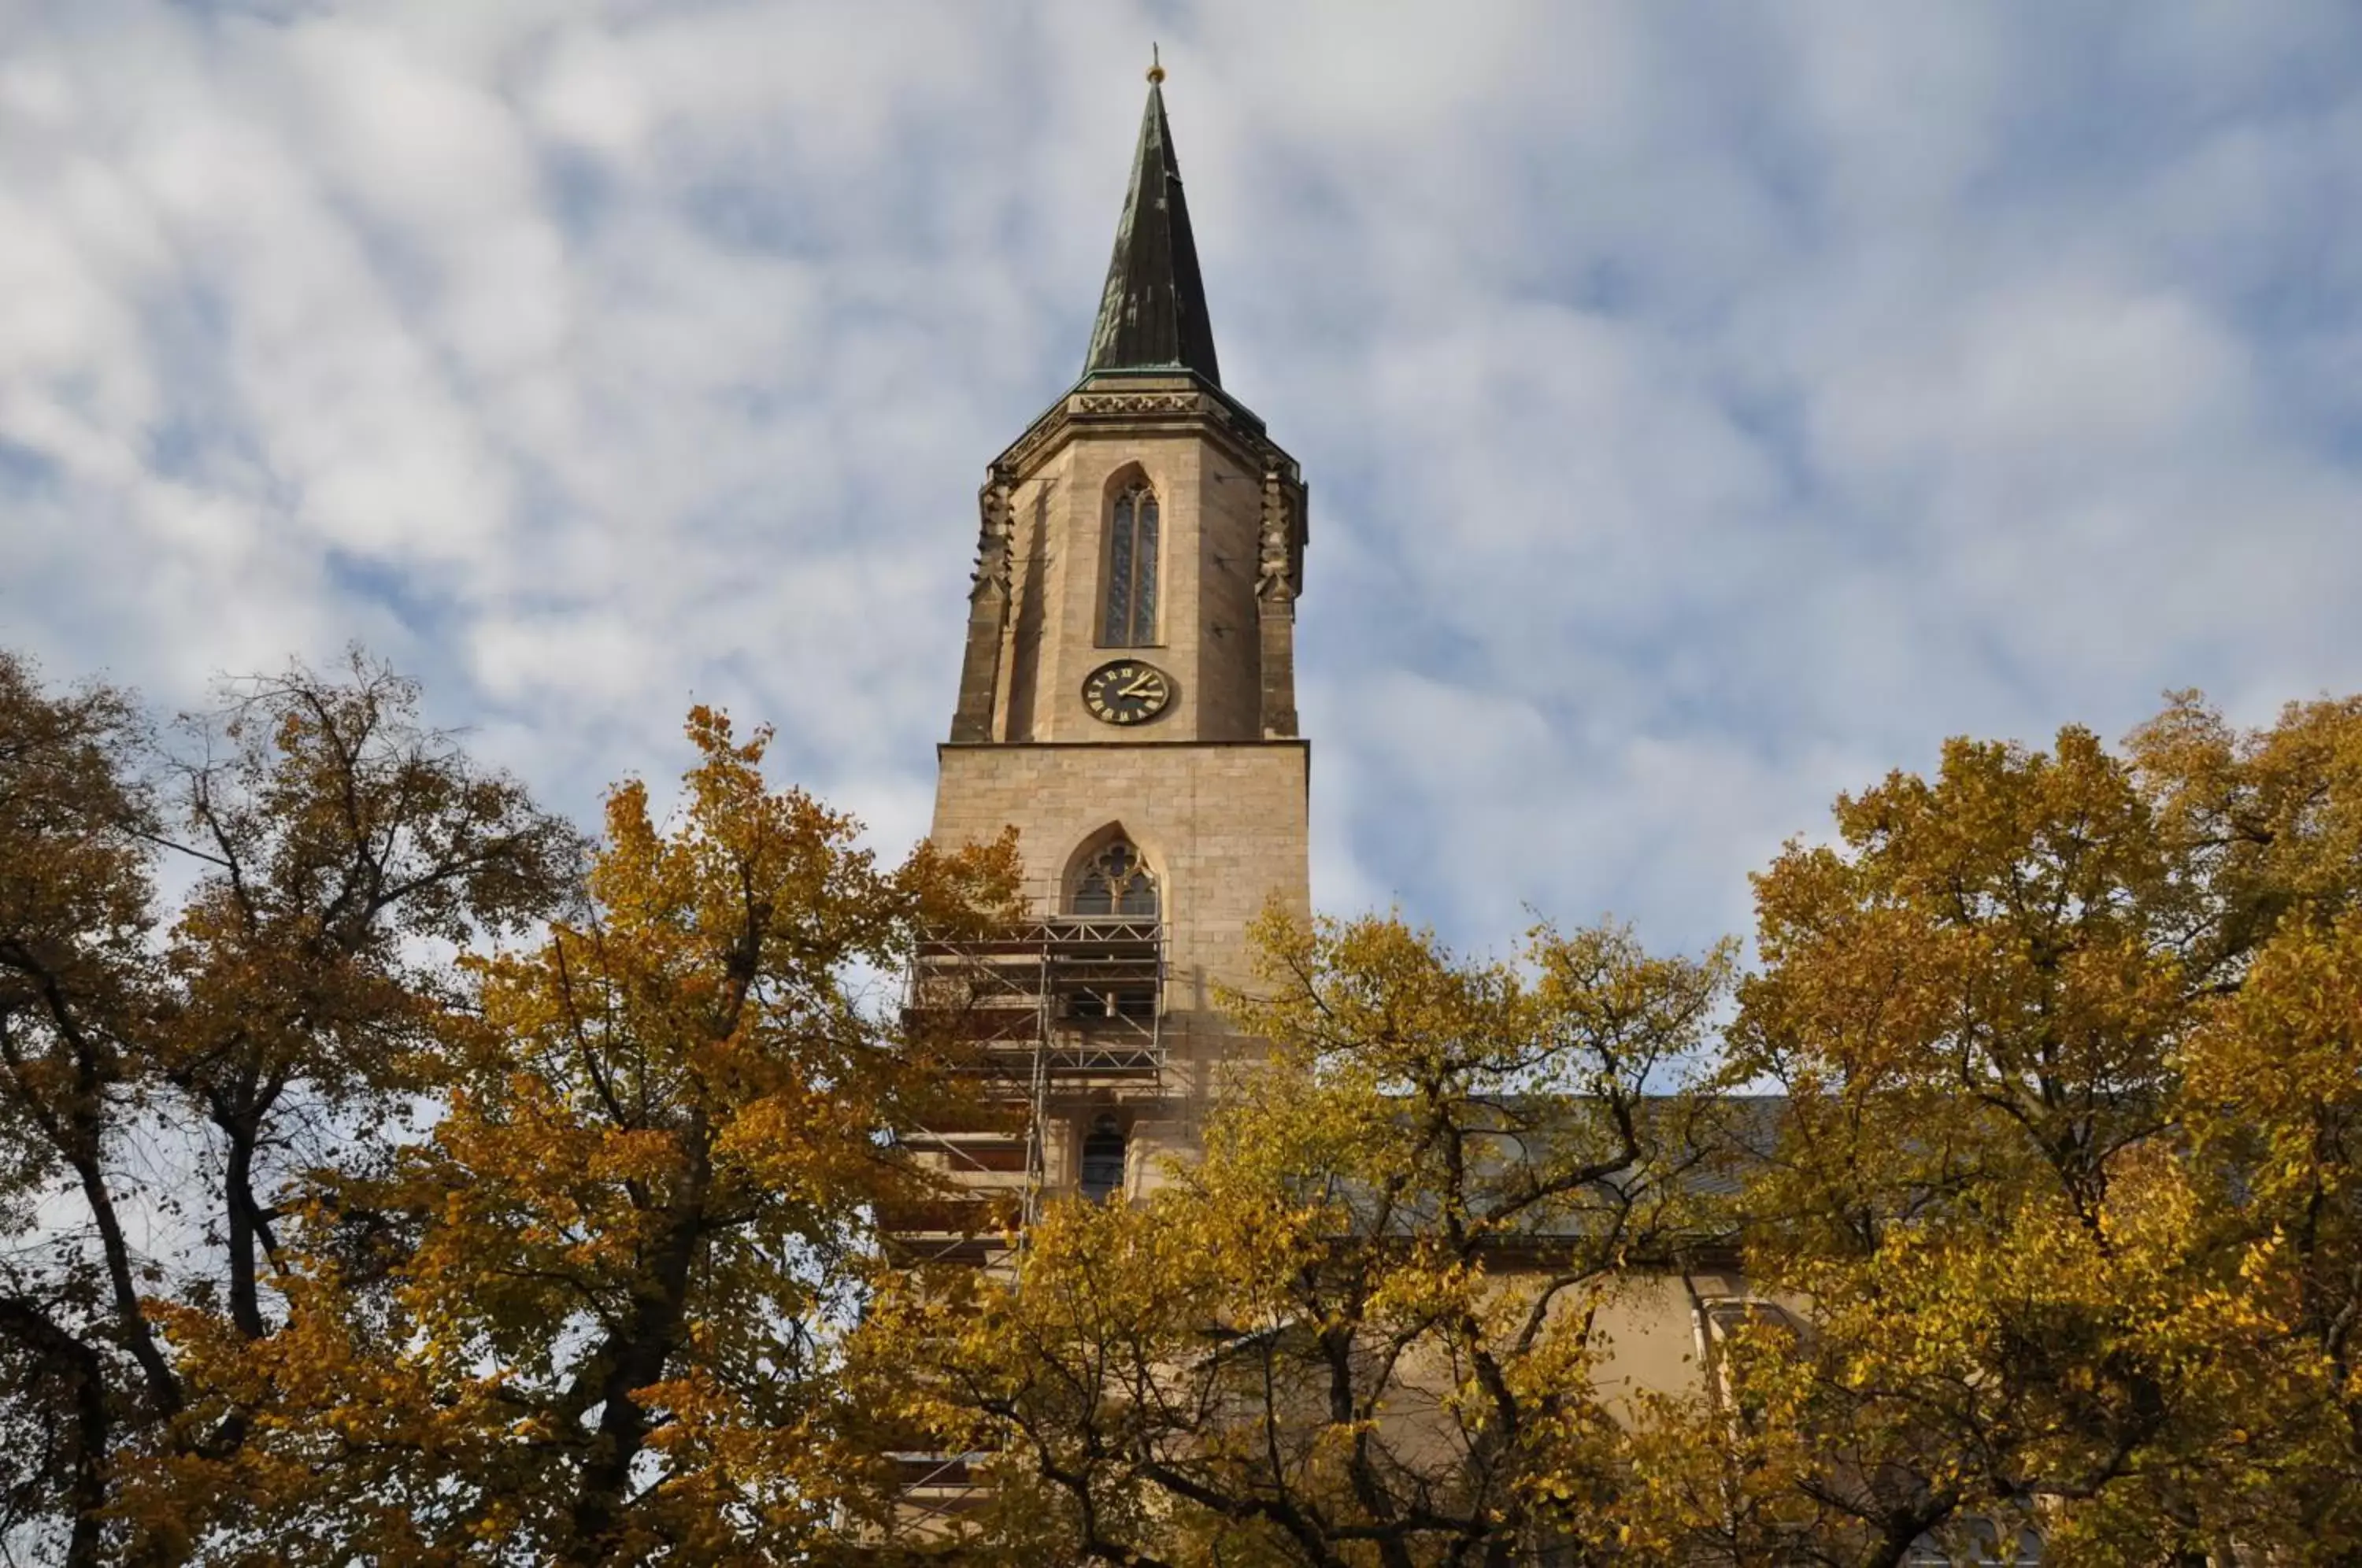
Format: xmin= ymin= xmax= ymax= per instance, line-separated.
xmin=915 ymin=65 xmax=1310 ymax=1223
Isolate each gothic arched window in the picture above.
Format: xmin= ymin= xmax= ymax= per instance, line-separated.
xmin=1071 ymin=839 xmax=1157 ymax=919
xmin=1079 ymin=1115 xmax=1127 ymax=1202
xmin=1068 ymin=839 xmax=1158 ymax=1021
xmin=1101 ymin=481 xmax=1160 ymax=646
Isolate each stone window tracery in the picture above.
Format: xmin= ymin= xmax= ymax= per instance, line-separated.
xmin=1101 ymin=481 xmax=1160 ymax=646
xmin=1070 ymin=839 xmax=1157 ymax=919
xmin=1068 ymin=839 xmax=1157 ymax=1021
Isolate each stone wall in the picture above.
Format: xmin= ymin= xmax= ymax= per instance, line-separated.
xmin=931 ymin=737 xmax=1310 ymax=1189
xmin=987 ymin=375 xmax=1290 ymax=748
xmin=931 ymin=739 xmax=1309 ymax=998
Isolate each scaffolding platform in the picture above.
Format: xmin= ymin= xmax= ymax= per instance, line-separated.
xmin=887 ymin=916 xmax=1167 ymax=1253
xmin=904 ymin=916 xmax=1167 ymax=1082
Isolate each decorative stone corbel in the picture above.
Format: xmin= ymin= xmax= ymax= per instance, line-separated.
xmin=1256 ymin=462 xmax=1297 ymax=605
xmin=972 ymin=464 xmax=1016 ymax=602
xmin=951 ymin=464 xmax=1017 ymax=742
xmin=1257 ymin=460 xmax=1301 ymax=738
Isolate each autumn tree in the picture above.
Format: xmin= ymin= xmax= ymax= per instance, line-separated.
xmin=2151 ymin=694 xmax=2362 ymax=1553
xmin=0 ymin=649 xmax=577 ymax=1565
xmin=854 ymin=692 xmax=2362 ymax=1568
xmin=20 ymin=636 xmax=2362 ymax=1568
xmin=161 ymin=705 xmax=1019 ymax=1564
xmin=1646 ymin=693 xmax=2362 ymax=1566
xmin=853 ymin=913 xmax=1736 ymax=1566
xmin=0 ymin=653 xmax=153 ymax=1565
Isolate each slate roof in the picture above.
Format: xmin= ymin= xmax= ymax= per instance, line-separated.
xmin=1083 ymin=78 xmax=1222 ymax=386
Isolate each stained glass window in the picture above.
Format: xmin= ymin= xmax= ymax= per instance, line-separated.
xmin=1101 ymin=483 xmax=1159 ymax=645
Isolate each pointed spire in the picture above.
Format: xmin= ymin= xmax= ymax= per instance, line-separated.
xmin=1083 ymin=53 xmax=1221 ymax=386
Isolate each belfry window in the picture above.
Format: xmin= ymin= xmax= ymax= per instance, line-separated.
xmin=1071 ymin=840 xmax=1157 ymax=919
xmin=1101 ymin=482 xmax=1160 ymax=646
xmin=1079 ymin=1115 xmax=1127 ymax=1202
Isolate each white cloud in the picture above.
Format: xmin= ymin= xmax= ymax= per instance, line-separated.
xmin=5 ymin=0 xmax=2362 ymax=960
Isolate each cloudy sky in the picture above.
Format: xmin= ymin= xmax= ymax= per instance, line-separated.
xmin=5 ymin=1 xmax=2361 ymax=960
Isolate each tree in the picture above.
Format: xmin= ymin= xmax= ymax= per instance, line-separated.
xmin=163 ymin=705 xmax=1020 ymax=1564
xmin=0 ymin=653 xmax=154 ymax=1566
xmin=1653 ymin=693 xmax=2362 ymax=1565
xmin=851 ymin=692 xmax=2362 ymax=1567
xmin=18 ymin=640 xmax=2361 ymax=1566
xmin=2154 ymin=694 xmax=2362 ymax=1554
xmin=0 ymin=649 xmax=578 ymax=1565
xmin=853 ymin=913 xmax=1737 ymax=1566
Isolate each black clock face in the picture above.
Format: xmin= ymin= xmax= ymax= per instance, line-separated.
xmin=1082 ymin=660 xmax=1174 ymax=727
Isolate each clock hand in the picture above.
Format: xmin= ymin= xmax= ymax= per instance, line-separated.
xmin=1117 ymin=673 xmax=1164 ymax=699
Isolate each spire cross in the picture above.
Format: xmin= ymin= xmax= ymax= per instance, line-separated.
xmin=1147 ymin=43 xmax=1164 ymax=84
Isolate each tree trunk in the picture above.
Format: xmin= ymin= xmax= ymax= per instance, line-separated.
xmin=0 ymin=1300 xmax=112 ymax=1568
xmin=559 ymin=1135 xmax=709 ymax=1566
xmin=68 ymin=1152 xmax=180 ymax=1416
xmin=224 ymin=1128 xmax=266 ymax=1340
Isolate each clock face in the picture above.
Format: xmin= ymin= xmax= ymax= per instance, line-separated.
xmin=1082 ymin=660 xmax=1175 ymax=727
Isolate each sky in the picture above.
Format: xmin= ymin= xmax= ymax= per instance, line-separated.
xmin=5 ymin=0 xmax=2362 ymax=963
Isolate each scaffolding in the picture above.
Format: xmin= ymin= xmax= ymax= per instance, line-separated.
xmin=888 ymin=916 xmax=1167 ymax=1260
xmin=867 ymin=918 xmax=1170 ymax=1542
xmin=881 ymin=1450 xmax=992 ymax=1535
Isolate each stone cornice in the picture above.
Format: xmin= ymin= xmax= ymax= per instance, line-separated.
xmin=993 ymin=372 xmax=1303 ymax=503
xmin=938 ymin=738 xmax=1309 ymax=756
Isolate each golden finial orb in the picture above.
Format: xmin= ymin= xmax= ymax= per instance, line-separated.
xmin=1147 ymin=43 xmax=1164 ymax=84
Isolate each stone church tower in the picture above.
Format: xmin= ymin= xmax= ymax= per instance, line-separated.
xmin=902 ymin=67 xmax=1309 ymax=1245
xmin=888 ymin=75 xmax=1738 ymax=1534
